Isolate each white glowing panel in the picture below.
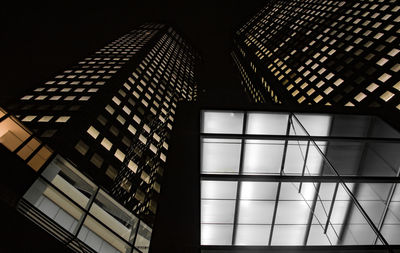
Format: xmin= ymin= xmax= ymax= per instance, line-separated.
xmin=201 ymin=138 xmax=241 ymax=174
xmin=201 ymin=199 xmax=235 ymax=223
xmin=238 ymin=200 xmax=275 ymax=224
xmin=240 ymin=182 xmax=278 ymax=200
xmin=242 ymin=140 xmax=284 ymax=174
xmin=201 ymin=181 xmax=237 ymax=199
xmin=201 ymin=224 xmax=233 ymax=245
xmin=271 ymin=225 xmax=307 ymax=245
xmin=235 ymin=225 xmax=270 ymax=245
xmin=292 ymin=114 xmax=332 ymax=136
xmin=283 ymin=141 xmax=308 ymax=174
xmin=202 ymin=111 xmax=244 ymax=134
xmin=275 ymin=201 xmax=310 ymax=225
xmin=246 ymin=112 xmax=289 ymax=135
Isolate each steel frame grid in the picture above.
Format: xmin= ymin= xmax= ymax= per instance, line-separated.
xmin=200 ymin=111 xmax=400 ymax=252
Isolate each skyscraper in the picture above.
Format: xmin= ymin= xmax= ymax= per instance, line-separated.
xmin=1 ymin=23 xmax=199 ymax=253
xmin=232 ymin=0 xmax=399 ymax=117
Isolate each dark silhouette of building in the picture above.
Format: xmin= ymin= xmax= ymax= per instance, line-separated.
xmin=1 ymin=23 xmax=199 ymax=253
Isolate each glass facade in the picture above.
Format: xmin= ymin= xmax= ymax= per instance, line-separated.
xmin=20 ymin=155 xmax=151 ymax=253
xmin=200 ymin=110 xmax=400 ymax=249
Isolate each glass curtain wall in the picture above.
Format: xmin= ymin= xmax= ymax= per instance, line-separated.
xmin=19 ymin=155 xmax=152 ymax=253
xmin=200 ymin=110 xmax=400 ymax=249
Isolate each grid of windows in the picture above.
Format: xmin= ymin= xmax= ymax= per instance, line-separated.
xmin=6 ymin=24 xmax=199 ymax=231
xmin=233 ymin=0 xmax=400 ymax=112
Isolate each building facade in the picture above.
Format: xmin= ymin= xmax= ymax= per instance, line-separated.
xmin=2 ymin=23 xmax=199 ymax=253
xmin=232 ymin=0 xmax=399 ymax=116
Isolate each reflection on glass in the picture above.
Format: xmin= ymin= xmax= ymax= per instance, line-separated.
xmin=42 ymin=156 xmax=97 ymax=208
xmin=90 ymin=189 xmax=139 ymax=243
xmin=201 ymin=138 xmax=241 ymax=174
xmin=78 ymin=215 xmax=131 ymax=253
xmin=242 ymin=140 xmax=284 ymax=174
xmin=238 ymin=200 xmax=275 ymax=224
xmin=23 ymin=179 xmax=84 ymax=234
xmin=202 ymin=111 xmax=244 ymax=134
xmin=134 ymin=221 xmax=152 ymax=253
xmin=246 ymin=112 xmax=289 ymax=135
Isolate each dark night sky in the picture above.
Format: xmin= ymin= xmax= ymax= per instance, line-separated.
xmin=1 ymin=1 xmax=267 ymax=105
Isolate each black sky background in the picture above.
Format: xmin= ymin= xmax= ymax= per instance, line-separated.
xmin=1 ymin=1 xmax=267 ymax=105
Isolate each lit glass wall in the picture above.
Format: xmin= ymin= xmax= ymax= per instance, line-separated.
xmin=200 ymin=110 xmax=400 ymax=248
xmin=19 ymin=155 xmax=152 ymax=253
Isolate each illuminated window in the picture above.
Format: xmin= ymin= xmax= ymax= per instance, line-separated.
xmin=101 ymin=138 xmax=112 ymax=151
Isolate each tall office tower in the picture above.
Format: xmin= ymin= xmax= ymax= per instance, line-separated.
xmin=2 ymin=23 xmax=199 ymax=252
xmin=232 ymin=0 xmax=399 ymax=114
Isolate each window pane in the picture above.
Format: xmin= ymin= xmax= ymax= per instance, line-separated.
xmin=78 ymin=216 xmax=132 ymax=253
xmin=235 ymin=225 xmax=270 ymax=245
xmin=240 ymin=182 xmax=277 ymax=200
xmin=202 ymin=111 xmax=244 ymax=134
xmin=201 ymin=180 xmax=237 ymax=199
xmin=246 ymin=112 xmax=289 ymax=135
xmin=271 ymin=225 xmax=307 ymax=245
xmin=89 ymin=189 xmax=139 ymax=243
xmin=242 ymin=140 xmax=284 ymax=175
xmin=201 ymin=199 xmax=236 ymax=223
xmin=201 ymin=138 xmax=241 ymax=174
xmin=201 ymin=224 xmax=233 ymax=245
xmin=134 ymin=221 xmax=152 ymax=253
xmin=23 ymin=179 xmax=84 ymax=234
xmin=238 ymin=200 xmax=275 ymax=224
xmin=292 ymin=114 xmax=332 ymax=136
xmin=41 ymin=156 xmax=97 ymax=208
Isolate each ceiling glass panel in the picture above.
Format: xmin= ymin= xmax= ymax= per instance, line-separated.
xmin=283 ymin=141 xmax=308 ymax=174
xmin=201 ymin=224 xmax=233 ymax=245
xmin=201 ymin=138 xmax=241 ymax=174
xmin=307 ymin=224 xmax=331 ymax=245
xmin=246 ymin=112 xmax=289 ymax=135
xmin=242 ymin=140 xmax=284 ymax=175
xmin=201 ymin=180 xmax=237 ymax=200
xmin=201 ymin=199 xmax=236 ymax=223
xmin=271 ymin=225 xmax=307 ymax=245
xmin=202 ymin=111 xmax=244 ymax=134
xmin=240 ymin=182 xmax=278 ymax=200
xmin=292 ymin=114 xmax=332 ymax=136
xmin=235 ymin=225 xmax=270 ymax=245
xmin=237 ymin=200 xmax=275 ymax=224
xmin=275 ymin=201 xmax=311 ymax=224
xmin=382 ymin=224 xmax=400 ymax=244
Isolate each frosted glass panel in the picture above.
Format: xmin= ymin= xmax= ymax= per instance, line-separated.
xmin=201 ymin=224 xmax=233 ymax=245
xmin=292 ymin=114 xmax=332 ymax=136
xmin=242 ymin=140 xmax=284 ymax=174
xmin=202 ymin=111 xmax=244 ymax=134
xmin=201 ymin=199 xmax=235 ymax=223
xmin=307 ymin=225 xmax=331 ymax=245
xmin=235 ymin=225 xmax=270 ymax=245
xmin=275 ymin=201 xmax=310 ymax=224
xmin=201 ymin=181 xmax=237 ymax=199
xmin=201 ymin=138 xmax=241 ymax=174
xmin=240 ymin=182 xmax=277 ymax=200
xmin=246 ymin=112 xmax=289 ymax=135
xmin=272 ymin=225 xmax=307 ymax=245
xmin=382 ymin=224 xmax=400 ymax=244
xmin=238 ymin=200 xmax=275 ymax=224
xmin=283 ymin=141 xmax=308 ymax=174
